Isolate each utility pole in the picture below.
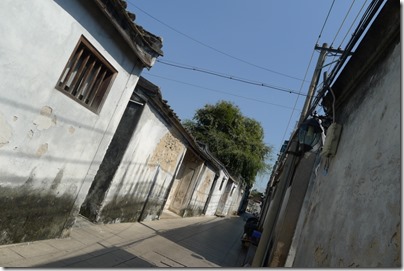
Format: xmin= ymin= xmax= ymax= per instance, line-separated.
xmin=251 ymin=43 xmax=329 ymax=267
xmin=298 ymin=43 xmax=328 ymax=125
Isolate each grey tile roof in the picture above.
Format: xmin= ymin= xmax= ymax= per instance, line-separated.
xmin=92 ymin=0 xmax=163 ymax=68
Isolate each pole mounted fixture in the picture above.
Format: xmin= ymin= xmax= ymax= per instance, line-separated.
xmin=298 ymin=117 xmax=323 ymax=153
xmin=314 ymin=44 xmax=351 ymax=55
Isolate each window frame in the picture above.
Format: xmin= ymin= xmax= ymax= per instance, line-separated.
xmin=55 ymin=35 xmax=118 ymax=114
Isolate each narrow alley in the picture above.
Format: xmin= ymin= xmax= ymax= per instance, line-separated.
xmin=0 ymin=212 xmax=252 ymax=267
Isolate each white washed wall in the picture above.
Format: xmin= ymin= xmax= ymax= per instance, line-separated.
xmin=291 ymin=43 xmax=400 ymax=267
xmin=98 ymin=103 xmax=187 ymax=222
xmin=0 ymin=0 xmax=143 ymax=244
xmin=204 ymin=171 xmax=228 ymax=216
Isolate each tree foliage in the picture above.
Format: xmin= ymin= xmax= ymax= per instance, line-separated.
xmin=183 ymin=100 xmax=272 ymax=187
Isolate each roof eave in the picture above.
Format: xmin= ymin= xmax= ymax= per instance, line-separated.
xmin=92 ymin=0 xmax=163 ymax=69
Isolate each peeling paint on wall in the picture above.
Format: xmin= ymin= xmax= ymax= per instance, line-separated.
xmin=33 ymin=106 xmax=56 ymax=130
xmin=149 ymin=132 xmax=184 ymax=172
xmin=0 ymin=112 xmax=12 ymax=148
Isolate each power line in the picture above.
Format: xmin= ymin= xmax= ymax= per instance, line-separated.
xmin=127 ymin=1 xmax=308 ymax=83
xmin=307 ymin=0 xmax=385 ymax=120
xmin=280 ymin=49 xmax=317 ymax=146
xmin=281 ymin=0 xmax=338 ymax=147
xmin=330 ymin=1 xmax=356 ymax=47
xmin=143 ymin=72 xmax=301 ymax=111
xmin=338 ymin=0 xmax=369 ymax=48
xmin=325 ymin=1 xmax=369 ymax=76
xmin=317 ymin=0 xmax=336 ymax=44
xmin=156 ymin=59 xmax=306 ymax=97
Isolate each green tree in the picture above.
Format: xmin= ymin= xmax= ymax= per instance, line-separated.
xmin=183 ymin=100 xmax=272 ymax=187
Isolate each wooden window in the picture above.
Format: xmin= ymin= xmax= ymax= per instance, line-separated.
xmin=56 ymin=36 xmax=117 ymax=113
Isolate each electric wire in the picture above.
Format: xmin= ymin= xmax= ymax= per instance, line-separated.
xmin=143 ymin=72 xmax=301 ymax=111
xmin=338 ymin=0 xmax=369 ymax=48
xmin=279 ymin=45 xmax=317 ymax=147
xmin=279 ymin=0 xmax=338 ymax=147
xmin=324 ymin=0 xmax=369 ymax=81
xmin=306 ymin=0 xmax=385 ymax=120
xmin=156 ymin=59 xmax=306 ymax=96
xmin=127 ymin=1 xmax=308 ymax=83
xmin=316 ymin=0 xmax=336 ymax=44
xmin=330 ymin=1 xmax=356 ymax=47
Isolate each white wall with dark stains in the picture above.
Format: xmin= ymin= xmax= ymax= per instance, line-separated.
xmin=290 ymin=42 xmax=400 ymax=267
xmin=0 ymin=0 xmax=143 ymax=244
xmin=97 ymin=103 xmax=187 ymax=223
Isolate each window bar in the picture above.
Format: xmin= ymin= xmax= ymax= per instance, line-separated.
xmin=59 ymin=48 xmax=84 ymax=91
xmin=83 ymin=64 xmax=102 ymax=104
xmin=69 ymin=54 xmax=90 ymax=96
xmin=88 ymin=69 xmax=107 ymax=107
xmin=94 ymin=73 xmax=113 ymax=108
xmin=75 ymin=58 xmax=96 ymax=100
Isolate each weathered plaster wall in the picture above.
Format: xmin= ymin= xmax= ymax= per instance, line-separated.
xmin=185 ymin=165 xmax=216 ymax=217
xmin=96 ymin=103 xmax=186 ymax=223
xmin=204 ymin=171 xmax=228 ymax=216
xmin=292 ymin=42 xmax=400 ymax=267
xmin=168 ymin=150 xmax=204 ymax=216
xmin=0 ymin=0 xmax=142 ymax=244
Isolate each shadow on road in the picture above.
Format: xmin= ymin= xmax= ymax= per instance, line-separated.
xmin=143 ymin=215 xmax=249 ymax=267
xmin=34 ymin=213 xmax=253 ymax=268
xmin=36 ymin=246 xmax=155 ymax=268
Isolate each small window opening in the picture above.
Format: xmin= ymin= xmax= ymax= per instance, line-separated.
xmin=219 ymin=179 xmax=225 ymax=191
xmin=230 ymin=187 xmax=236 ymax=196
xmin=55 ymin=35 xmax=117 ymax=113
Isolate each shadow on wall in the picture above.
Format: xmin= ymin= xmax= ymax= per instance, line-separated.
xmin=35 ymin=246 xmax=155 ymax=268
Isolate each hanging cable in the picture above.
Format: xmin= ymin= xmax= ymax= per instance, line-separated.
xmin=322 ymin=0 xmax=370 ymax=84
xmin=280 ymin=47 xmax=317 ymax=146
xmin=143 ymin=72 xmax=302 ymax=111
xmin=330 ymin=1 xmax=356 ymax=47
xmin=127 ymin=1 xmax=308 ymax=83
xmin=156 ymin=59 xmax=306 ymax=96
xmin=316 ymin=0 xmax=336 ymax=44
xmin=306 ymin=0 xmax=385 ymax=120
xmin=338 ymin=0 xmax=369 ymax=48
xmin=325 ymin=1 xmax=366 ymax=79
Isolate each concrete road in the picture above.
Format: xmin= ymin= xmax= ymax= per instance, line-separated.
xmin=0 ymin=212 xmax=251 ymax=267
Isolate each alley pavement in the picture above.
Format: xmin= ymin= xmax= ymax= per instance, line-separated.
xmin=0 ymin=211 xmax=252 ymax=267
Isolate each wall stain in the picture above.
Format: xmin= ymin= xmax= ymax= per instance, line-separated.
xmin=27 ymin=129 xmax=34 ymax=139
xmin=36 ymin=143 xmax=48 ymax=157
xmin=50 ymin=169 xmax=64 ymax=191
xmin=0 ymin=186 xmax=75 ymax=245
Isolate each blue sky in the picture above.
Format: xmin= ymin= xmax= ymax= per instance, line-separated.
xmin=127 ymin=1 xmax=370 ymax=192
